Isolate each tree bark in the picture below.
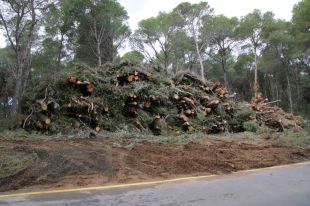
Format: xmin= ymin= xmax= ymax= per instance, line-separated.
xmin=223 ymin=70 xmax=228 ymax=90
xmin=164 ymin=51 xmax=169 ymax=71
xmin=97 ymin=41 xmax=102 ymax=66
xmin=195 ymin=39 xmax=205 ymax=83
xmin=275 ymin=83 xmax=279 ymax=106
xmin=253 ymin=46 xmax=259 ymax=98
xmin=11 ymin=71 xmax=22 ymax=115
xmin=2 ymin=0 xmax=38 ymax=116
xmin=12 ymin=47 xmax=32 ymax=115
xmin=57 ymin=33 xmax=64 ymax=69
xmin=219 ymin=50 xmax=229 ymax=90
xmin=286 ymin=73 xmax=293 ymax=113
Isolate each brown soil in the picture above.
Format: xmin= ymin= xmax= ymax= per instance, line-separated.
xmin=0 ymin=135 xmax=309 ymax=192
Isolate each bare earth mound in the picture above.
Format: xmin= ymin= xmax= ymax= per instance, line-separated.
xmin=0 ymin=135 xmax=309 ymax=192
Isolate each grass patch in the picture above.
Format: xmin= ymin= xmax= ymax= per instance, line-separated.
xmin=154 ymin=132 xmax=206 ymax=144
xmin=0 ymin=152 xmax=36 ymax=179
xmin=0 ymin=129 xmax=31 ymax=139
xmin=280 ymin=130 xmax=310 ymax=147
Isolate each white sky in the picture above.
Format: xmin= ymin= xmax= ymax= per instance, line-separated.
xmin=119 ymin=0 xmax=300 ymax=30
xmin=0 ymin=0 xmax=301 ymax=49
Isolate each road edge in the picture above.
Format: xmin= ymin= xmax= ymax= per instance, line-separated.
xmin=1 ymin=161 xmax=309 ymax=199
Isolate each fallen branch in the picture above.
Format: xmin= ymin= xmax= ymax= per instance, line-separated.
xmin=263 ymin=100 xmax=281 ymax=105
xmin=23 ymin=109 xmax=34 ymax=129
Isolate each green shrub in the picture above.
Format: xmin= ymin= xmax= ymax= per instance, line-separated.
xmin=235 ymin=104 xmax=255 ymax=121
xmin=0 ymin=115 xmax=25 ymax=131
xmin=243 ymin=121 xmax=259 ymax=133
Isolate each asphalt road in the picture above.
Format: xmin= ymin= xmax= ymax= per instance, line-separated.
xmin=1 ymin=162 xmax=310 ymax=206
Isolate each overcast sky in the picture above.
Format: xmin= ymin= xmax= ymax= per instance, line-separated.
xmin=0 ymin=0 xmax=301 ymax=49
xmin=119 ymin=0 xmax=300 ymax=30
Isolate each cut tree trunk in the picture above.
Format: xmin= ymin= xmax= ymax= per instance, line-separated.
xmin=149 ymin=115 xmax=162 ymax=135
xmin=35 ymin=113 xmax=51 ymax=131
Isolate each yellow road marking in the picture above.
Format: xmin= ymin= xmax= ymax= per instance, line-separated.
xmin=234 ymin=161 xmax=310 ymax=174
xmin=0 ymin=175 xmax=217 ymax=199
xmin=0 ymin=161 xmax=309 ymax=199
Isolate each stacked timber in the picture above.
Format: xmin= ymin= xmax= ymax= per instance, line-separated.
xmin=21 ymin=63 xmax=303 ymax=135
xmin=251 ymin=94 xmax=303 ymax=131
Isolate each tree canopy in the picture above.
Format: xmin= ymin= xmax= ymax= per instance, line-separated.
xmin=0 ymin=0 xmax=309 ymax=118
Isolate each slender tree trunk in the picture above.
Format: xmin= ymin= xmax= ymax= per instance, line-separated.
xmin=279 ymin=55 xmax=293 ymax=113
xmin=223 ymin=70 xmax=228 ymax=89
xmin=294 ymin=67 xmax=301 ymax=109
xmin=271 ymin=77 xmax=276 ymax=101
xmin=222 ymin=59 xmax=228 ymax=91
xmin=12 ymin=49 xmax=32 ymax=115
xmin=275 ymin=83 xmax=279 ymax=106
xmin=263 ymin=75 xmax=268 ymax=100
xmin=268 ymin=75 xmax=274 ymax=101
xmin=253 ymin=46 xmax=259 ymax=98
xmin=57 ymin=33 xmax=64 ymax=69
xmin=164 ymin=51 xmax=169 ymax=71
xmin=2 ymin=0 xmax=38 ymax=116
xmin=286 ymin=73 xmax=293 ymax=113
xmin=97 ymin=41 xmax=102 ymax=66
xmin=194 ymin=39 xmax=205 ymax=83
xmin=103 ymin=34 xmax=113 ymax=63
xmin=220 ymin=52 xmax=229 ymax=90
xmin=11 ymin=54 xmax=24 ymax=115
xmin=11 ymin=71 xmax=23 ymax=115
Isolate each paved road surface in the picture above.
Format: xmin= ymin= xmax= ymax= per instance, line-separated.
xmin=1 ymin=162 xmax=310 ymax=206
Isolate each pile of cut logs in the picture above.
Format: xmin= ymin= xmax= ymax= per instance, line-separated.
xmin=251 ymin=94 xmax=303 ymax=131
xmin=172 ymin=93 xmax=196 ymax=131
xmin=68 ymin=76 xmax=94 ymax=96
xmin=124 ymin=93 xmax=138 ymax=117
xmin=22 ymin=63 xmax=303 ymax=135
xmin=23 ymin=94 xmax=59 ymax=132
xmin=117 ymin=70 xmax=152 ymax=86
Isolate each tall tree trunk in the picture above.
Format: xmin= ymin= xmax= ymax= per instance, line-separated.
xmin=220 ymin=52 xmax=229 ymax=90
xmin=194 ymin=39 xmax=205 ymax=83
xmin=102 ymin=34 xmax=113 ymax=63
xmin=97 ymin=41 xmax=102 ymax=67
xmin=269 ymin=76 xmax=273 ymax=100
xmin=294 ymin=67 xmax=301 ymax=109
xmin=275 ymin=83 xmax=279 ymax=106
xmin=11 ymin=70 xmax=23 ymax=115
xmin=12 ymin=54 xmax=22 ymax=115
xmin=286 ymin=73 xmax=293 ymax=113
xmin=164 ymin=51 xmax=169 ymax=71
xmin=253 ymin=46 xmax=259 ymax=98
xmin=279 ymin=55 xmax=293 ymax=113
xmin=223 ymin=70 xmax=228 ymax=90
xmin=11 ymin=49 xmax=32 ymax=115
xmin=1 ymin=0 xmax=38 ymax=116
xmin=57 ymin=33 xmax=64 ymax=69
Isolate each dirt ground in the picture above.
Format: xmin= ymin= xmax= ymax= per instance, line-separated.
xmin=0 ymin=133 xmax=310 ymax=192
